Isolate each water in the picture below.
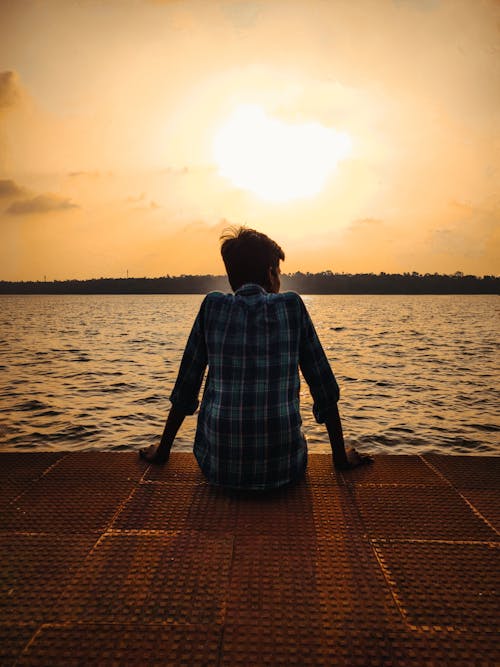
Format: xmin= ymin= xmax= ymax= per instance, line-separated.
xmin=0 ymin=294 xmax=498 ymax=455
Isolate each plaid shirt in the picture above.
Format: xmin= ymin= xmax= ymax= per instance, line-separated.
xmin=170 ymin=284 xmax=339 ymax=490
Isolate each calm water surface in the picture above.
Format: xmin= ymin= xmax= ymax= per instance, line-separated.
xmin=0 ymin=294 xmax=498 ymax=455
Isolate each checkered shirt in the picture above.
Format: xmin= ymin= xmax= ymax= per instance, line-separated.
xmin=170 ymin=284 xmax=340 ymax=490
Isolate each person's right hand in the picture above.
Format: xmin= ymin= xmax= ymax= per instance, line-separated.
xmin=335 ymin=447 xmax=373 ymax=470
xmin=139 ymin=444 xmax=169 ymax=464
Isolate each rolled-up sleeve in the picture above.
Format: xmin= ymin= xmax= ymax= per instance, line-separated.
xmin=298 ymin=297 xmax=340 ymax=423
xmin=169 ymin=298 xmax=208 ymax=415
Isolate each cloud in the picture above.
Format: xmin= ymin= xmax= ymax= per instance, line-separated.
xmin=425 ymin=199 xmax=500 ymax=266
xmin=127 ymin=192 xmax=146 ymax=203
xmin=0 ymin=179 xmax=25 ymax=198
xmin=6 ymin=194 xmax=79 ymax=216
xmin=222 ymin=1 xmax=261 ymax=30
xmin=159 ymin=165 xmax=212 ymax=175
xmin=67 ymin=170 xmax=112 ymax=178
xmin=0 ymin=178 xmax=79 ymax=216
xmin=0 ymin=71 xmax=20 ymax=110
xmin=128 ymin=195 xmax=162 ymax=211
xmin=393 ymin=0 xmax=440 ymax=10
xmin=428 ymin=227 xmax=479 ymax=257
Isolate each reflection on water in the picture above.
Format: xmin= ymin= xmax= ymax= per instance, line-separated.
xmin=0 ymin=294 xmax=498 ymax=455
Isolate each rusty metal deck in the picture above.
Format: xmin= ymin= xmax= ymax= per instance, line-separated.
xmin=0 ymin=452 xmax=498 ymax=665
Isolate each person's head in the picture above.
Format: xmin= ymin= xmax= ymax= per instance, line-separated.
xmin=220 ymin=226 xmax=284 ymax=293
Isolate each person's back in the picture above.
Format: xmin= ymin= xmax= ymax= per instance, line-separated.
xmin=140 ymin=226 xmax=371 ymax=486
xmin=181 ymin=286 xmax=339 ymax=489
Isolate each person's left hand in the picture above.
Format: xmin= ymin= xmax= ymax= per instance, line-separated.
xmin=335 ymin=447 xmax=373 ymax=470
xmin=139 ymin=444 xmax=169 ymax=464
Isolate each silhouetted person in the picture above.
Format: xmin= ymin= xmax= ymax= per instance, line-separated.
xmin=140 ymin=227 xmax=371 ymax=488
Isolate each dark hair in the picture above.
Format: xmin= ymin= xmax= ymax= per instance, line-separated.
xmin=220 ymin=226 xmax=285 ymax=291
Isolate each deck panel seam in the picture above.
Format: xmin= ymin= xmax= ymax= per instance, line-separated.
xmin=457 ymin=490 xmax=500 ymax=536
xmin=13 ymin=624 xmax=44 ymax=667
xmin=418 ymin=454 xmax=453 ymax=486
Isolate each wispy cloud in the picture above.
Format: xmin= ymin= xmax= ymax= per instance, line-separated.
xmin=393 ymin=0 xmax=440 ymax=11
xmin=0 ymin=179 xmax=25 ymax=198
xmin=126 ymin=192 xmax=146 ymax=203
xmin=0 ymin=71 xmax=20 ymax=110
xmin=128 ymin=193 xmax=162 ymax=211
xmin=6 ymin=194 xmax=79 ymax=216
xmin=67 ymin=171 xmax=112 ymax=178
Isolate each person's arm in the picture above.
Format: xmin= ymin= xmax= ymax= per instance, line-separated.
xmin=140 ymin=405 xmax=186 ymax=463
xmin=297 ymin=297 xmax=371 ymax=471
xmin=140 ymin=298 xmax=208 ymax=464
xmin=325 ymin=403 xmax=348 ymax=469
xmin=325 ymin=403 xmax=372 ymax=470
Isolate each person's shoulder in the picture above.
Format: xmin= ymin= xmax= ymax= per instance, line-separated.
xmin=269 ymin=291 xmax=306 ymax=318
xmin=279 ymin=290 xmax=302 ymax=302
xmin=277 ymin=290 xmax=305 ymax=308
xmin=202 ymin=290 xmax=234 ymax=308
xmin=205 ymin=290 xmax=230 ymax=301
xmin=277 ymin=291 xmax=312 ymax=323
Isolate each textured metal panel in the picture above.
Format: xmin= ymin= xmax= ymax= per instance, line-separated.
xmin=226 ymin=534 xmax=322 ymax=626
xmin=310 ymin=485 xmax=365 ymax=538
xmin=460 ymin=489 xmax=500 ymax=534
xmin=351 ymin=485 xmax=498 ymax=540
xmin=0 ymin=534 xmax=96 ymax=623
xmin=0 ymin=480 xmax=29 ymax=508
xmin=233 ymin=482 xmax=316 ymax=537
xmin=226 ymin=533 xmax=399 ymax=630
xmin=374 ymin=540 xmax=500 ymax=630
xmin=1 ymin=452 xmax=499 ymax=665
xmin=424 ymin=454 xmax=500 ymax=489
xmin=315 ymin=536 xmax=401 ymax=631
xmin=112 ymin=482 xmax=238 ymax=532
xmin=60 ymin=533 xmax=233 ymax=625
xmin=221 ymin=622 xmax=332 ymax=666
xmin=144 ymin=451 xmax=205 ymax=483
xmin=221 ymin=625 xmax=500 ymax=666
xmin=45 ymin=451 xmax=148 ymax=481
xmin=0 ymin=625 xmax=37 ymax=666
xmin=16 ymin=623 xmax=222 ymax=667
xmin=0 ymin=452 xmax=66 ymax=507
xmin=186 ymin=484 xmax=238 ymax=532
xmin=0 ymin=452 xmax=65 ymax=480
xmin=112 ymin=483 xmax=196 ymax=531
xmin=306 ymin=453 xmax=342 ymax=486
xmin=1 ymin=477 xmax=135 ymax=533
xmin=341 ymin=454 xmax=445 ymax=486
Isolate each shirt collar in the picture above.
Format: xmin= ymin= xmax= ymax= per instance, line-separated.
xmin=235 ymin=283 xmax=268 ymax=296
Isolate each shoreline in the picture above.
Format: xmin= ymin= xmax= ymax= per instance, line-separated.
xmin=1 ymin=273 xmax=499 ymax=296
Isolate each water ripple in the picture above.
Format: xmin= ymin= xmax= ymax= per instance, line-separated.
xmin=0 ymin=293 xmax=498 ymax=455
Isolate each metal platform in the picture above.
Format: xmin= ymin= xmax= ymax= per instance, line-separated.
xmin=0 ymin=452 xmax=498 ymax=665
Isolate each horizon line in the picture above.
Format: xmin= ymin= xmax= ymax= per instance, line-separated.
xmin=1 ymin=271 xmax=499 ymax=283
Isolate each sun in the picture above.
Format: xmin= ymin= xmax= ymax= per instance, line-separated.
xmin=212 ymin=104 xmax=352 ymax=203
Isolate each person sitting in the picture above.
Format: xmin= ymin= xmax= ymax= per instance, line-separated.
xmin=140 ymin=226 xmax=371 ymax=489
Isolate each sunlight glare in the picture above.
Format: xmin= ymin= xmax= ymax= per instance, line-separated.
xmin=212 ymin=105 xmax=352 ymax=202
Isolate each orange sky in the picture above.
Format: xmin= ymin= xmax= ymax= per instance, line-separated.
xmin=0 ymin=0 xmax=498 ymax=280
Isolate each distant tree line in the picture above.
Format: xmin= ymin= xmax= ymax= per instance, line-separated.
xmin=0 ymin=271 xmax=498 ymax=294
xmin=0 ymin=275 xmax=229 ymax=295
xmin=281 ymin=271 xmax=499 ymax=294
